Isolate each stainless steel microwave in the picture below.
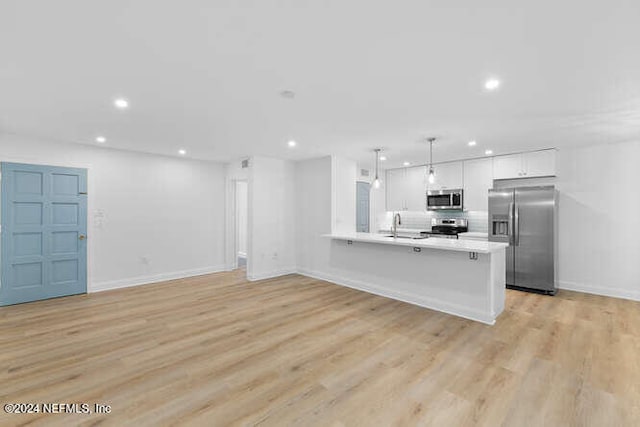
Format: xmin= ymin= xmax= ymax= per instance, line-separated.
xmin=427 ymin=189 xmax=464 ymax=211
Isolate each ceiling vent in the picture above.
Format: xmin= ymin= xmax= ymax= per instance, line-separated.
xmin=360 ymin=169 xmax=370 ymax=177
xmin=241 ymin=159 xmax=249 ymax=168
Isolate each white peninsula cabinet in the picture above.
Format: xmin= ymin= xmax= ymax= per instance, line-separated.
xmin=386 ymin=166 xmax=426 ymax=211
xmin=493 ymin=149 xmax=556 ymax=180
xmin=463 ymin=157 xmax=493 ymax=211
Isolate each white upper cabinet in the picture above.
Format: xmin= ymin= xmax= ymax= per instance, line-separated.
xmin=385 ymin=149 xmax=556 ymax=213
xmin=386 ymin=168 xmax=407 ymax=211
xmin=385 ymin=166 xmax=426 ymax=211
xmin=405 ymin=166 xmax=427 ymax=211
xmin=427 ymin=161 xmax=463 ymax=190
xmin=524 ymin=149 xmax=556 ymax=177
xmin=463 ymin=158 xmax=493 ymax=211
xmin=493 ymin=149 xmax=556 ymax=179
xmin=493 ymin=154 xmax=523 ymax=180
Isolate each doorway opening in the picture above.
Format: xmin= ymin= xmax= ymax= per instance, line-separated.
xmin=235 ymin=180 xmax=248 ymax=271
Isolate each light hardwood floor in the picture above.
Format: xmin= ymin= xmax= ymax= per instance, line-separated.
xmin=1 ymin=270 xmax=639 ymax=426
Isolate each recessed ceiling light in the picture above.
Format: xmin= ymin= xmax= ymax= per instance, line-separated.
xmin=484 ymin=79 xmax=501 ymax=91
xmin=403 ymin=161 xmax=410 ymax=166
xmin=288 ymin=140 xmax=297 ymax=147
xmin=468 ymin=140 xmax=477 ymax=147
xmin=178 ymin=149 xmax=186 ymax=155
xmin=114 ymin=98 xmax=129 ymax=109
xmin=485 ymin=149 xmax=493 ymax=155
xmin=379 ymin=156 xmax=387 ymax=161
xmin=280 ymin=90 xmax=296 ymax=99
xmin=95 ymin=136 xmax=106 ymax=143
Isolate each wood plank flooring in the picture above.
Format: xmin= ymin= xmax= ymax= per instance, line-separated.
xmin=1 ymin=270 xmax=639 ymax=426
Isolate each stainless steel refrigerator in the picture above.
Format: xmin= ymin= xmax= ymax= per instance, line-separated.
xmin=488 ymin=186 xmax=557 ymax=295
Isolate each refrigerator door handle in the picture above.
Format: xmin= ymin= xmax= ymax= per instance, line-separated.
xmin=514 ymin=204 xmax=520 ymax=246
xmin=508 ymin=202 xmax=515 ymax=245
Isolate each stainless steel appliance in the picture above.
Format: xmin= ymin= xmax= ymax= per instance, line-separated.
xmin=427 ymin=189 xmax=463 ymax=211
xmin=489 ymin=186 xmax=557 ymax=295
xmin=427 ymin=218 xmax=468 ymax=239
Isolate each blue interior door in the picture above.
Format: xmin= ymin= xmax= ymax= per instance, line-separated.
xmin=1 ymin=162 xmax=87 ymax=306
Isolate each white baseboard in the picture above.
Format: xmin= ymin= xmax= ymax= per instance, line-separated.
xmin=238 ymin=252 xmax=247 ymax=258
xmin=90 ymin=265 xmax=226 ymax=293
xmin=296 ymin=268 xmax=496 ymax=325
xmin=558 ymin=281 xmax=640 ymax=302
xmin=247 ymin=268 xmax=297 ymax=282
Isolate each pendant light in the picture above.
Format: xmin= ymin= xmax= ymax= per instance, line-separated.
xmin=372 ymin=148 xmax=382 ymax=189
xmin=427 ymin=137 xmax=436 ymax=184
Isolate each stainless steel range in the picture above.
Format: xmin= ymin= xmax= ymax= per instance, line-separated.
xmin=427 ymin=218 xmax=468 ymax=239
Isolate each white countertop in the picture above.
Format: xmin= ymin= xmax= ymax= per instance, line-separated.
xmin=326 ymin=232 xmax=508 ymax=254
xmin=377 ymin=227 xmax=429 ymax=234
xmin=458 ymin=232 xmax=489 ymax=239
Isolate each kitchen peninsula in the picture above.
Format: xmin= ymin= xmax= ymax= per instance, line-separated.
xmin=325 ymin=233 xmax=508 ymax=324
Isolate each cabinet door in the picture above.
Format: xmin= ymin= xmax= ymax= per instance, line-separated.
xmin=428 ymin=161 xmax=463 ymax=190
xmin=463 ymin=158 xmax=493 ymax=211
xmin=523 ymin=149 xmax=556 ymax=177
xmin=385 ymin=168 xmax=406 ymax=211
xmin=493 ymin=154 xmax=523 ymax=180
xmin=405 ymin=166 xmax=427 ymax=211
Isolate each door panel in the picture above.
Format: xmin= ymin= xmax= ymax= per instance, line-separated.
xmin=1 ymin=162 xmax=87 ymax=306
xmin=514 ymin=187 xmax=555 ymax=292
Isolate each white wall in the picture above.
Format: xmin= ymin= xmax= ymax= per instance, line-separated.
xmin=332 ymin=156 xmax=357 ymax=234
xmin=356 ymin=162 xmax=387 ymax=233
xmin=247 ymin=156 xmax=296 ymax=280
xmin=236 ymin=181 xmax=247 ymax=257
xmin=490 ymin=141 xmax=640 ymax=301
xmin=554 ymin=141 xmax=640 ymax=300
xmin=296 ymin=155 xmax=355 ymax=276
xmin=0 ymin=134 xmax=227 ymax=291
xmin=295 ymin=156 xmax=333 ymax=273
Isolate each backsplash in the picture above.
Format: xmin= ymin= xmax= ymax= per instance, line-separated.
xmin=379 ymin=210 xmax=489 ymax=233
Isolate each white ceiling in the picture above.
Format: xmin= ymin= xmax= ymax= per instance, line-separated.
xmin=1 ymin=0 xmax=639 ymax=168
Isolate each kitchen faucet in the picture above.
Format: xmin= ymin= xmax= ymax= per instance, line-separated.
xmin=392 ymin=212 xmax=402 ymax=238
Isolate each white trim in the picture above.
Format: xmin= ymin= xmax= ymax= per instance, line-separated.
xmin=90 ymin=265 xmax=226 ymax=293
xmin=558 ymin=280 xmax=640 ymax=302
xmin=247 ymin=268 xmax=297 ymax=282
xmin=238 ymin=251 xmax=247 ymax=258
xmin=296 ymin=268 xmax=496 ymax=325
